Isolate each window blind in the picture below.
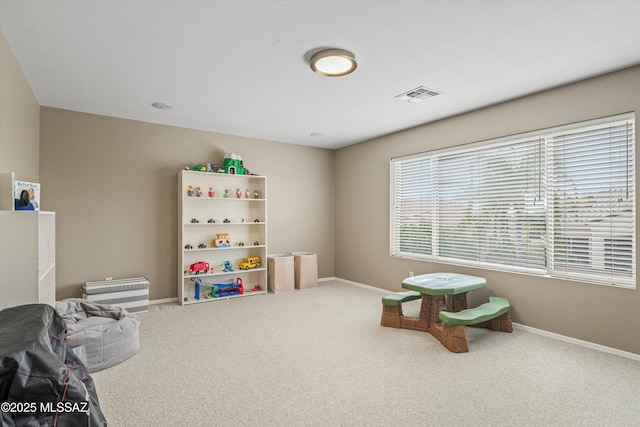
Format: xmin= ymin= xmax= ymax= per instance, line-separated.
xmin=436 ymin=137 xmax=547 ymax=271
xmin=390 ymin=114 xmax=635 ymax=288
xmin=390 ymin=156 xmax=433 ymax=257
xmin=548 ymin=119 xmax=635 ymax=284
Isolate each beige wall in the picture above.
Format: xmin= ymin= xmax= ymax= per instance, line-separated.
xmin=0 ymin=32 xmax=39 ymax=182
xmin=335 ymin=65 xmax=640 ymax=355
xmin=40 ymin=108 xmax=335 ymax=300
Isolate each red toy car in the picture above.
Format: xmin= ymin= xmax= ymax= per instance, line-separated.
xmin=189 ymin=261 xmax=210 ymax=275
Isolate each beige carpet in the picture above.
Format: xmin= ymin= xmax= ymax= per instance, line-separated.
xmin=91 ymin=280 xmax=640 ymax=426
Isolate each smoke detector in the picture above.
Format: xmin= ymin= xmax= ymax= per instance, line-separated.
xmin=395 ymin=86 xmax=440 ymax=103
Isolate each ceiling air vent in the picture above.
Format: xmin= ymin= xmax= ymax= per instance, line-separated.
xmin=395 ymin=86 xmax=440 ymax=103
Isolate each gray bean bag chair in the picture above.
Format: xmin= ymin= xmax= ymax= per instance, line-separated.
xmin=56 ymin=299 xmax=140 ymax=372
xmin=0 ymin=303 xmax=107 ymax=427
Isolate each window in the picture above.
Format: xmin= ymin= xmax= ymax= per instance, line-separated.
xmin=390 ymin=114 xmax=635 ymax=288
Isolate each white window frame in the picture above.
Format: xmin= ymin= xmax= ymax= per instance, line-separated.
xmin=390 ymin=113 xmax=635 ymax=288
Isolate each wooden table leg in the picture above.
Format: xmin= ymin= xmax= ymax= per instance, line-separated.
xmin=418 ymin=294 xmax=445 ymax=331
xmin=431 ymin=294 xmax=469 ymax=352
xmin=446 ymin=292 xmax=469 ymax=312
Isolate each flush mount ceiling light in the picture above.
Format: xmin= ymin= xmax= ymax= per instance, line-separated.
xmin=310 ymin=49 xmax=357 ymax=77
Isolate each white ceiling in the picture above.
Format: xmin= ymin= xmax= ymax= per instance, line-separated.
xmin=2 ymin=1 xmax=640 ymax=150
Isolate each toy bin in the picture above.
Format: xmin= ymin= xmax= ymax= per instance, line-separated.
xmin=291 ymin=252 xmax=318 ymax=289
xmin=267 ymin=254 xmax=295 ymax=293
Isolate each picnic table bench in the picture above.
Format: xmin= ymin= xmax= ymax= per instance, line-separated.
xmin=380 ymin=273 xmax=512 ymax=352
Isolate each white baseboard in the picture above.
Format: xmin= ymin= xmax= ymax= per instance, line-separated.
xmin=334 ymin=277 xmax=640 ymax=362
xmin=149 ymin=297 xmax=178 ymax=305
xmin=328 ymin=277 xmax=390 ymax=294
xmin=513 ymin=323 xmax=640 ymax=362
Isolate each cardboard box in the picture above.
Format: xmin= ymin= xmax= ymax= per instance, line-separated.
xmin=292 ymin=252 xmax=318 ymax=289
xmin=267 ymin=254 xmax=295 ymax=293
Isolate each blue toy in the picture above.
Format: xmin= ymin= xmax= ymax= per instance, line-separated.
xmin=191 ymin=277 xmax=244 ymax=299
xmin=223 ymin=261 xmax=234 ymax=272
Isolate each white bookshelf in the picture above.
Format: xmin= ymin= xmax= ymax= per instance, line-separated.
xmin=0 ymin=211 xmax=56 ymax=309
xmin=178 ymin=170 xmax=267 ymax=305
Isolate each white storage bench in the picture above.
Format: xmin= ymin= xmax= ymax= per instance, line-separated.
xmin=83 ymin=277 xmax=149 ymax=313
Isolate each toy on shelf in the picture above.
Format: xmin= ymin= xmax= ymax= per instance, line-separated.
xmin=222 ymin=261 xmax=234 ymax=272
xmin=236 ymin=188 xmax=242 ymax=198
xmin=222 ymin=153 xmax=247 ymax=175
xmin=223 ymin=218 xmax=230 ymax=223
xmin=238 ymin=241 xmax=244 ymax=247
xmin=198 ymin=243 xmax=206 ymax=249
xmin=254 ymin=240 xmax=260 ymax=246
xmin=191 ymin=277 xmax=244 ymax=300
xmin=194 ymin=279 xmax=201 ymax=300
xmin=207 ymin=218 xmax=215 ymax=223
xmin=208 ymin=187 xmax=215 ymax=197
xmin=190 ymin=218 xmax=199 ymax=223
xmin=186 ymin=185 xmax=194 ymax=197
xmin=254 ymin=189 xmax=260 ymax=199
xmin=183 ymin=159 xmax=259 ymax=176
xmin=214 ymin=233 xmax=232 ymax=248
xmin=254 ymin=218 xmax=260 ymax=223
xmin=195 ymin=186 xmax=203 ymax=197
xmin=212 ymin=278 xmax=244 ymax=298
xmin=189 ymin=261 xmax=210 ymax=275
xmin=223 ymin=189 xmax=230 ymax=198
xmin=184 ymin=244 xmax=193 ymax=250
xmin=245 ymin=188 xmax=251 ymax=198
xmin=239 ymin=256 xmax=261 ymax=270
